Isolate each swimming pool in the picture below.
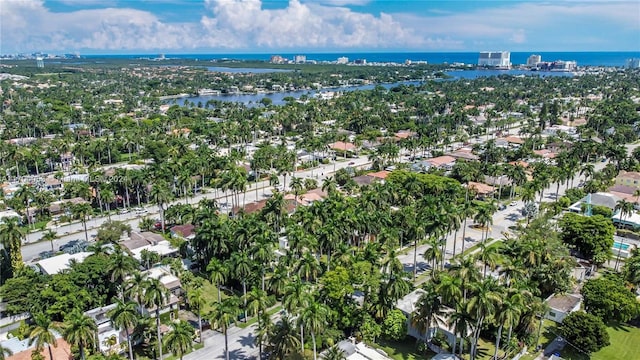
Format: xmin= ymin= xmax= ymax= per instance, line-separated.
xmin=613 ymin=241 xmax=630 ymax=251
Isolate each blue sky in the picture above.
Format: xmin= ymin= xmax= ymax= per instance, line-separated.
xmin=2 ymin=0 xmax=639 ymax=54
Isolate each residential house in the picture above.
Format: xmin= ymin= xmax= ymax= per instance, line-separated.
xmin=42 ymin=177 xmax=63 ymax=192
xmin=544 ymin=293 xmax=582 ymax=323
xmin=140 ymin=266 xmax=182 ymax=316
xmin=467 ymin=182 xmax=495 ymax=198
xmin=34 ymin=252 xmax=93 ymax=275
xmin=448 ymin=148 xmax=479 ymax=161
xmin=121 ymin=231 xmax=178 ymax=263
xmin=615 ymin=171 xmax=640 ymax=190
xmin=48 ymin=197 xmax=88 ymax=216
xmin=0 ymin=209 xmax=21 ymax=225
xmin=333 ymin=340 xmax=393 ymax=360
xmin=170 ymin=224 xmax=195 ymax=240
xmin=232 ymin=198 xmax=297 ymax=216
xmin=85 ymin=304 xmax=122 ymax=354
xmin=568 ymin=192 xmax=621 ymax=213
xmin=2 ymin=337 xmax=72 ymax=360
xmin=329 ymin=141 xmax=357 ymax=156
xmin=426 ymin=156 xmax=456 ymax=170
xmin=396 ymin=289 xmax=471 ymax=347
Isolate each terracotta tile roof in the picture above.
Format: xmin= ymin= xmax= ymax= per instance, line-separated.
xmin=468 ymin=181 xmax=495 ymax=195
xmin=618 ymin=171 xmax=640 ymax=180
xmin=7 ymin=339 xmax=72 ymax=360
xmin=427 ymin=155 xmax=456 ymax=167
xmin=503 ymin=136 xmax=525 ymax=144
xmin=170 ymin=224 xmax=195 ymax=238
xmin=509 ymin=160 xmax=529 ymax=168
xmin=329 ymin=141 xmax=356 ymax=151
xmin=367 ymin=170 xmax=391 ymax=180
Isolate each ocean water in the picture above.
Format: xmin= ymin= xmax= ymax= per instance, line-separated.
xmin=86 ymin=51 xmax=640 ymax=67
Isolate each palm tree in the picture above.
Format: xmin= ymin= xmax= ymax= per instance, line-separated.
xmin=614 ymin=199 xmax=635 ymax=270
xmin=267 ymin=315 xmax=301 ymax=359
xmin=150 ymin=180 xmax=172 ymax=233
xmin=143 ymin=278 xmax=170 ymax=360
xmin=423 ymin=236 xmax=444 ymax=274
xmin=467 ymin=278 xmax=502 ymax=360
xmin=163 ymin=320 xmax=195 ymax=360
xmin=40 ymin=230 xmax=58 ymax=254
xmin=125 ymin=272 xmax=149 ymax=315
xmin=29 ymin=313 xmax=61 ymax=360
xmin=411 ymin=284 xmax=444 ymax=344
xmin=245 ymin=288 xmax=275 ymax=359
xmin=322 ymin=345 xmax=346 ymax=360
xmin=301 ymin=300 xmax=329 ymax=360
xmin=71 ymin=202 xmax=93 ymax=243
xmin=210 ymin=296 xmax=240 ymax=360
xmin=108 ymin=251 xmax=138 ymax=298
xmin=63 ymin=309 xmax=97 ymax=360
xmin=0 ymin=217 xmax=25 ymax=272
xmin=108 ymin=299 xmax=139 ymax=360
xmin=186 ymin=281 xmax=206 ymax=344
xmin=207 ymin=258 xmax=228 ymax=302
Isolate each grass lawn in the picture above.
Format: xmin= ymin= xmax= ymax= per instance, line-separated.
xmin=373 ymin=338 xmax=435 ymax=360
xmin=561 ymin=322 xmax=640 ymax=360
xmin=200 ymin=278 xmax=230 ymax=314
xmin=463 ymin=337 xmax=502 ymax=360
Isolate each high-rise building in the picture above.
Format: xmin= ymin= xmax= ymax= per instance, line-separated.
xmin=478 ymin=51 xmax=511 ymax=69
xmin=294 ymin=55 xmax=306 ymax=63
xmin=626 ymin=58 xmax=640 ymax=69
xmin=527 ymin=54 xmax=542 ymax=67
xmin=36 ymin=57 xmax=44 ymax=68
xmin=336 ymin=56 xmax=349 ymax=64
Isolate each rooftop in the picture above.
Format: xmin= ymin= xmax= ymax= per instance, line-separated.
xmin=545 ymin=293 xmax=582 ymax=313
xmin=35 ymin=251 xmax=92 ymax=275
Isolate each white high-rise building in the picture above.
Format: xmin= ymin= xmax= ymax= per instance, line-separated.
xmin=478 ymin=51 xmax=511 ymax=69
xmin=36 ymin=57 xmax=44 ymax=68
xmin=294 ymin=55 xmax=306 ymax=63
xmin=336 ymin=56 xmax=349 ymax=64
xmin=527 ymin=54 xmax=542 ymax=66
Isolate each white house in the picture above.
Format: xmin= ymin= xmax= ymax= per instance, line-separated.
xmin=544 ymin=293 xmax=582 ymax=323
xmin=84 ymin=304 xmax=122 ymax=355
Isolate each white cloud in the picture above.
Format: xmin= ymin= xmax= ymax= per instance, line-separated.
xmin=0 ymin=0 xmax=637 ymax=52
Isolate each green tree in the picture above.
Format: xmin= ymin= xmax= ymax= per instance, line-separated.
xmin=559 ymin=213 xmax=614 ymax=265
xmin=245 ymin=288 xmax=274 ymax=360
xmin=108 ymin=299 xmax=139 ymax=360
xmin=40 ymin=230 xmax=58 ymax=254
xmin=358 ymin=314 xmax=382 ymax=343
xmin=163 ymin=320 xmax=195 ymax=360
xmin=143 ymin=278 xmax=170 ymax=360
xmin=29 ymin=313 xmax=61 ymax=360
xmin=559 ymin=312 xmax=610 ymax=355
xmin=0 ymin=217 xmax=25 ymax=272
xmin=71 ymin=202 xmax=94 ymax=243
xmin=322 ymin=345 xmax=346 ymax=360
xmin=63 ymin=309 xmax=98 ymax=360
xmin=210 ymin=296 xmax=240 ymax=360
xmin=381 ymin=309 xmax=407 ymax=341
xmin=581 ymin=275 xmax=639 ymax=323
xmin=301 ymin=299 xmax=329 ymax=360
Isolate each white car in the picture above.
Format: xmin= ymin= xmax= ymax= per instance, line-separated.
xmin=134 ymin=207 xmax=148 ymax=214
xmin=510 ymin=201 xmax=517 ymax=206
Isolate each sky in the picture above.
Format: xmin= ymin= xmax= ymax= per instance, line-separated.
xmin=1 ymin=0 xmax=639 ymax=54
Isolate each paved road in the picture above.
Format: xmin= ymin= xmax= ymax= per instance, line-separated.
xmin=21 ymin=155 xmax=371 ymax=262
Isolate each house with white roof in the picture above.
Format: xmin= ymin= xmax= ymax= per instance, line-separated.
xmin=84 ymin=304 xmax=122 ymax=354
xmin=34 ymin=252 xmax=92 ymax=275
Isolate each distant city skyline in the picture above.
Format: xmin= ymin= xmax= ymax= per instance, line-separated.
xmin=1 ymin=0 xmax=639 ymax=54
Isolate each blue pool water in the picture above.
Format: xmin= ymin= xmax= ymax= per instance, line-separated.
xmin=613 ymin=241 xmax=630 ymax=251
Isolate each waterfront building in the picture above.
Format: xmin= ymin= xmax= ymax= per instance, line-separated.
xmin=337 ymin=56 xmax=349 ymax=64
xmin=527 ymin=54 xmax=541 ymax=67
xmin=270 ymin=55 xmax=285 ymax=64
xmin=294 ymin=54 xmax=306 ymax=63
xmin=478 ymin=51 xmax=511 ymax=69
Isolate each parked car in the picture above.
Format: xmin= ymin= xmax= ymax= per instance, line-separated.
xmin=134 ymin=207 xmax=148 ymax=214
xmin=119 ymin=208 xmax=130 ymax=214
